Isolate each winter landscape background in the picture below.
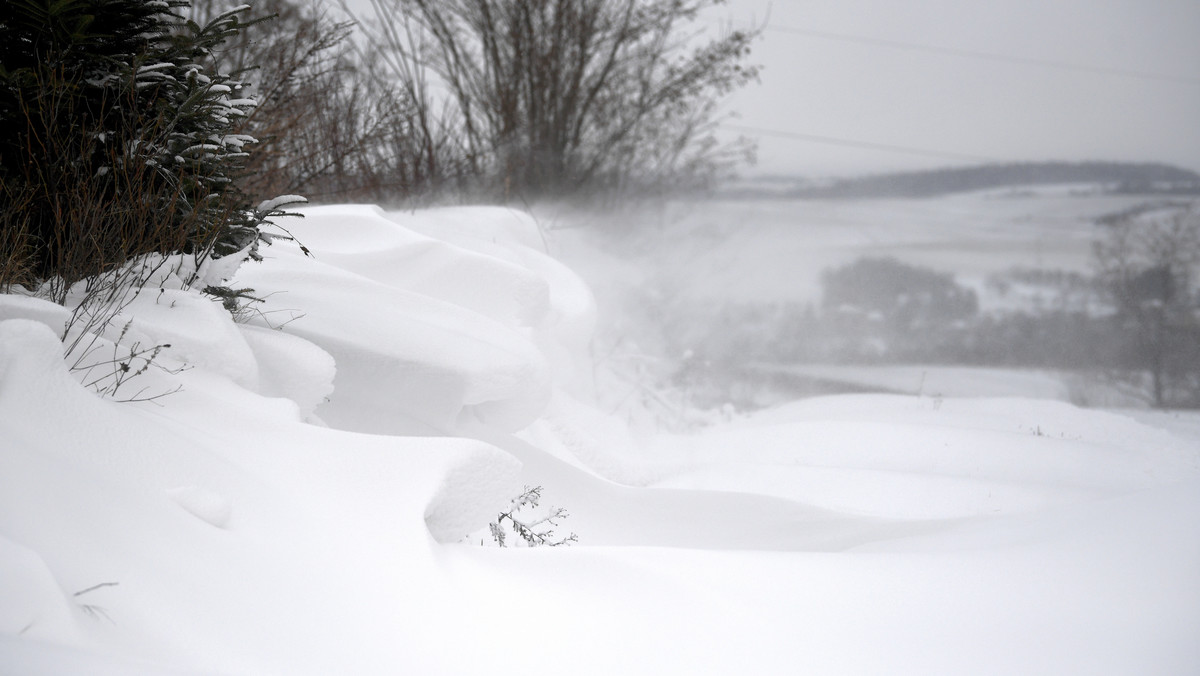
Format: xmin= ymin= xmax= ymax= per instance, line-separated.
xmin=3 ymin=187 xmax=1199 ymax=673
xmin=3 ymin=0 xmax=1200 ymax=673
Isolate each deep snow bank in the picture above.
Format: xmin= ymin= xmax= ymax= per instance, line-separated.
xmin=2 ymin=204 xmax=1198 ymax=675
xmin=0 ymin=317 xmax=521 ymax=673
xmin=231 ymin=205 xmax=597 ymax=434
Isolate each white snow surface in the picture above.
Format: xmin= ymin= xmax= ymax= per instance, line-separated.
xmin=1 ymin=204 xmax=1198 ymax=674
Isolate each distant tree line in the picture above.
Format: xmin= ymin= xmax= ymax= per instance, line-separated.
xmin=726 ymin=162 xmax=1200 ymax=200
xmin=640 ymin=204 xmax=1200 ymax=409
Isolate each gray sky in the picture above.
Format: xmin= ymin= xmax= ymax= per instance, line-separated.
xmin=334 ymin=0 xmax=1200 ymax=178
xmin=710 ymin=0 xmax=1200 ymax=177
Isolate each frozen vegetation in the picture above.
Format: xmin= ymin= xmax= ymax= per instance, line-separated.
xmin=2 ymin=198 xmax=1199 ymax=674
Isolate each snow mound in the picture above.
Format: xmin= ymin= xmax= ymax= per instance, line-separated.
xmin=0 ymin=294 xmax=69 ymax=335
xmin=247 ymin=205 xmax=598 ymax=415
xmin=235 ymin=225 xmax=554 ymax=434
xmin=0 ymin=535 xmax=77 ymax=642
xmin=284 ymin=205 xmax=550 ymax=327
xmin=111 ymin=288 xmax=259 ymax=388
xmin=423 ymin=443 xmax=523 ymax=542
xmin=0 ymin=315 xmax=525 ymax=671
xmin=387 ymin=207 xmax=598 ymax=390
xmin=0 ymin=320 xmax=74 ymax=403
xmin=389 ymin=205 xmax=548 ymax=251
xmin=237 ymin=324 xmax=335 ymax=420
xmin=164 ymin=487 xmax=232 ymax=529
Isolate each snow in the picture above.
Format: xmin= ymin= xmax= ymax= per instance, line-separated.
xmin=648 ymin=395 xmax=1197 ymax=519
xmin=0 ymin=317 xmax=523 ymax=673
xmin=237 ymin=324 xmax=334 ymax=420
xmin=0 ymin=294 xmax=70 ymax=333
xmin=232 ymin=249 xmax=551 ymax=434
xmin=756 ymin=364 xmax=1075 ymax=399
xmin=256 ymin=195 xmax=307 ymax=213
xmin=164 ymin=486 xmax=233 ymax=529
xmin=115 ymin=288 xmax=261 ymax=387
xmin=2 ymin=201 xmax=1199 ymax=674
xmin=281 ymin=204 xmax=551 ymax=328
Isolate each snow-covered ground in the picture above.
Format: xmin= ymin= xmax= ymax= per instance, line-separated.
xmin=2 ymin=200 xmax=1198 ymax=674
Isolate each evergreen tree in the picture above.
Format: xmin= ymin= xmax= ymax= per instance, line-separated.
xmin=1 ymin=0 xmax=278 ymax=297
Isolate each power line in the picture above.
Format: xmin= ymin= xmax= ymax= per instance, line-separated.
xmin=762 ymin=24 xmax=1200 ymax=87
xmin=721 ymin=123 xmax=1000 ymax=162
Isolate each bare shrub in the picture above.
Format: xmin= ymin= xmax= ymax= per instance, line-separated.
xmin=350 ymin=0 xmax=760 ymax=202
xmin=198 ymin=0 xmax=458 ymax=203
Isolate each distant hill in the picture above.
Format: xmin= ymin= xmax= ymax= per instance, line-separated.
xmin=723 ymin=161 xmax=1200 ymax=200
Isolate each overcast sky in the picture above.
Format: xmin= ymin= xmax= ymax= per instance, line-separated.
xmin=711 ymin=0 xmax=1200 ymax=177
xmin=333 ymin=0 xmax=1200 ymax=179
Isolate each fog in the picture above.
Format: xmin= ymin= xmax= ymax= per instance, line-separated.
xmin=539 ymin=1 xmax=1200 ymax=417
xmin=543 ymin=183 xmax=1199 ymax=421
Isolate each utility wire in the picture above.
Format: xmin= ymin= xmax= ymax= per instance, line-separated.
xmin=762 ymin=24 xmax=1200 ymax=87
xmin=721 ymin=123 xmax=1000 ymax=162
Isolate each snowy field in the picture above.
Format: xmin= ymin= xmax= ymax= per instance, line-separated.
xmin=2 ymin=199 xmax=1199 ymax=674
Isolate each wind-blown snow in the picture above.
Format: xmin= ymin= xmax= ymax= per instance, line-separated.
xmin=1 ymin=204 xmax=1198 ymax=674
xmin=0 ymin=294 xmax=70 ymax=333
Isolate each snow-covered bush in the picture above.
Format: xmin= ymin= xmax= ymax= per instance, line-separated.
xmin=0 ymin=0 xmax=289 ymax=300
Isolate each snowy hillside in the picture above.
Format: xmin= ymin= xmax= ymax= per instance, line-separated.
xmin=2 ymin=204 xmax=1199 ymax=674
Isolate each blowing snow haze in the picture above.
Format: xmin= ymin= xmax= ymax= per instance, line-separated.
xmin=324 ymin=0 xmax=1200 ymax=409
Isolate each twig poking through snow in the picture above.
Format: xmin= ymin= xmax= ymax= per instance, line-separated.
xmin=74 ymin=582 xmax=120 ymax=624
xmin=487 ymin=486 xmax=578 ymax=548
xmin=73 ymin=582 xmax=120 ymax=597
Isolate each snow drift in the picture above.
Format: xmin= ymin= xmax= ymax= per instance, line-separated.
xmin=1 ymin=204 xmax=1198 ymax=675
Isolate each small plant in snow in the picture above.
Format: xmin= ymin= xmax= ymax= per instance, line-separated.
xmin=203 ymin=284 xmax=265 ymax=313
xmin=201 ymin=286 xmax=304 ymax=327
xmin=246 ymin=195 xmax=312 ymax=260
xmin=74 ymin=582 xmax=120 ymax=625
xmin=486 ymin=486 xmax=577 ymax=548
xmin=201 ymin=194 xmax=308 ymax=321
xmin=70 ymin=320 xmax=186 ymax=403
